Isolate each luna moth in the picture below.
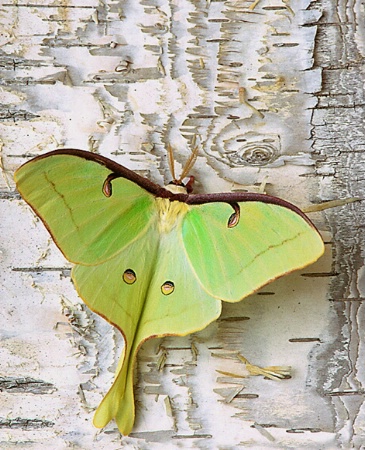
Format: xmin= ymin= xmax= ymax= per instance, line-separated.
xmin=14 ymin=148 xmax=324 ymax=435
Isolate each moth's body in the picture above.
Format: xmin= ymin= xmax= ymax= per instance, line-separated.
xmin=156 ymin=184 xmax=189 ymax=234
xmin=14 ymin=148 xmax=325 ymax=436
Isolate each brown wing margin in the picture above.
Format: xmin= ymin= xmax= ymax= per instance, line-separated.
xmin=21 ymin=149 xmax=317 ymax=230
xmin=185 ymin=192 xmax=318 ymax=230
xmin=20 ymin=149 xmax=171 ymax=198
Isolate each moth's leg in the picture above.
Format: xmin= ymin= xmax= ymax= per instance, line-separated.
xmin=302 ymin=197 xmax=361 ymax=213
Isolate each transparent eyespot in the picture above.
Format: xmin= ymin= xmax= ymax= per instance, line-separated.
xmin=123 ymin=269 xmax=136 ymax=285
xmin=161 ymin=281 xmax=175 ymax=295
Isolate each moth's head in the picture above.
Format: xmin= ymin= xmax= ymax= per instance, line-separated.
xmin=166 ymin=144 xmax=198 ymax=195
xmin=166 ymin=176 xmax=195 ymax=194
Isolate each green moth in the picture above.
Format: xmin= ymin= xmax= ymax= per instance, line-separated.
xmin=14 ymin=149 xmax=324 ymax=435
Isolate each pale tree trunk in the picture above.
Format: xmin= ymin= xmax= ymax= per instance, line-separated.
xmin=1 ymin=0 xmax=364 ymax=448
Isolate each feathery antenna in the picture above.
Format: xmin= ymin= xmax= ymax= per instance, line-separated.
xmin=167 ymin=145 xmax=199 ymax=182
xmin=167 ymin=144 xmax=177 ymax=181
xmin=178 ymin=146 xmax=199 ymax=182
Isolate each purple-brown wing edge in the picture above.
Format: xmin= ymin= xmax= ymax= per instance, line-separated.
xmin=19 ymin=148 xmax=318 ymax=230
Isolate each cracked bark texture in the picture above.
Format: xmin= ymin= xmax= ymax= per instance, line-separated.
xmin=0 ymin=0 xmax=364 ymax=448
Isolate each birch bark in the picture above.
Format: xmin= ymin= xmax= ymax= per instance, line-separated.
xmin=1 ymin=0 xmax=364 ymax=448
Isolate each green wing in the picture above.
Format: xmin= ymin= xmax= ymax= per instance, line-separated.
xmin=73 ymin=226 xmax=221 ymax=435
xmin=14 ymin=151 xmax=157 ymax=264
xmin=14 ymin=151 xmax=221 ymax=436
xmin=15 ymin=150 xmax=324 ymax=436
xmin=182 ymin=201 xmax=324 ymax=302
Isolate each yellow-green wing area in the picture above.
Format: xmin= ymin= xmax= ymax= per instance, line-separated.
xmin=15 ymin=151 xmax=324 ymax=436
xmin=72 ymin=225 xmax=221 ymax=436
xmin=182 ymin=201 xmax=324 ymax=302
xmin=15 ymin=152 xmax=221 ymax=435
xmin=14 ymin=153 xmax=156 ymax=264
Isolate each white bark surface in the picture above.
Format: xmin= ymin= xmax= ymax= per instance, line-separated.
xmin=1 ymin=0 xmax=364 ymax=448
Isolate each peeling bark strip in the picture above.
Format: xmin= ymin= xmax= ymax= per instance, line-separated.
xmin=0 ymin=377 xmax=56 ymax=394
xmin=12 ymin=267 xmax=71 ymax=277
xmin=0 ymin=417 xmax=54 ymax=429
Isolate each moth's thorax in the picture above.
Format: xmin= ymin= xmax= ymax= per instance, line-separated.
xmin=155 ymin=197 xmax=189 ymax=233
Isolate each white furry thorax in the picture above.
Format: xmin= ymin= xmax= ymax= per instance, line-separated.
xmin=155 ymin=184 xmax=189 ymax=233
